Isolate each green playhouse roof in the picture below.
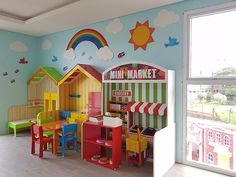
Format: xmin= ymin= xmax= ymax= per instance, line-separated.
xmin=28 ymin=66 xmax=63 ymax=84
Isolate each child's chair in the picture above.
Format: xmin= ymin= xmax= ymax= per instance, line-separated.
xmin=37 ymin=117 xmax=53 ymax=137
xmin=58 ymin=123 xmax=78 ymax=157
xmin=31 ymin=124 xmax=53 ymax=158
xmin=126 ymin=128 xmax=148 ymax=166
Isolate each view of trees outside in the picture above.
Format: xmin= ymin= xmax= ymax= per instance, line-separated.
xmin=187 ymin=68 xmax=236 ymax=124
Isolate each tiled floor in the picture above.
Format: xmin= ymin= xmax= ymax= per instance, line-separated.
xmin=1 ymin=131 xmax=233 ymax=177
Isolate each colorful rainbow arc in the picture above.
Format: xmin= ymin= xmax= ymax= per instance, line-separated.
xmin=66 ymin=29 xmax=108 ymax=50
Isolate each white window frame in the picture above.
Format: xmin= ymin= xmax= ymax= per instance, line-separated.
xmin=183 ymin=2 xmax=236 ymax=176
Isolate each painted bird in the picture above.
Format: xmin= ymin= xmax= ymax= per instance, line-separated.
xmin=165 ymin=37 xmax=179 ymax=48
xmin=52 ymin=56 xmax=58 ymax=62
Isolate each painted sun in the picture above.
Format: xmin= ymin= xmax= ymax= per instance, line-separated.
xmin=129 ymin=20 xmax=155 ymax=51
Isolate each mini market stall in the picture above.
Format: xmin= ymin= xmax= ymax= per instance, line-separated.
xmin=102 ymin=62 xmax=175 ymax=176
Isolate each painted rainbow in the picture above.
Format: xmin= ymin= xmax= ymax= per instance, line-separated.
xmin=66 ymin=29 xmax=108 ymax=50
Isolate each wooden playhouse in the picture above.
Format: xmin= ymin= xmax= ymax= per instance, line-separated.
xmin=27 ymin=66 xmax=63 ymax=111
xmin=58 ymin=64 xmax=102 ymax=141
xmin=8 ymin=66 xmax=62 ymax=136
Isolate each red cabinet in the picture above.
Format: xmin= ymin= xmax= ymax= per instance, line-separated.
xmin=83 ymin=121 xmax=122 ymax=170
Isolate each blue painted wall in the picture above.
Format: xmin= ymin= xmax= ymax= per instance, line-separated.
xmin=0 ymin=0 xmax=233 ymax=163
xmin=0 ymin=30 xmax=39 ymax=134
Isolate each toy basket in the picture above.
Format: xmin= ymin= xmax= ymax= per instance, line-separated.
xmin=126 ymin=135 xmax=148 ymax=153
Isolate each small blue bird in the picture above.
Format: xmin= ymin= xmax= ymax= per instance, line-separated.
xmin=165 ymin=37 xmax=179 ymax=48
xmin=52 ymin=56 xmax=58 ymax=62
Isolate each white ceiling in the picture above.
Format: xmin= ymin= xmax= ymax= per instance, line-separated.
xmin=0 ymin=0 xmax=183 ymax=36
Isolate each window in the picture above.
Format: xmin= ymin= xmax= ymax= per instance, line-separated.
xmin=184 ymin=2 xmax=236 ymax=174
xmin=224 ymin=135 xmax=230 ymax=146
xmin=208 ymin=131 xmax=213 ymax=141
xmin=207 ymin=153 xmax=214 ymax=164
xmin=215 ymin=133 xmax=221 ymax=143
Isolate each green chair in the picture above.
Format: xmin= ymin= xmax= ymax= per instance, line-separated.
xmin=37 ymin=117 xmax=53 ymax=137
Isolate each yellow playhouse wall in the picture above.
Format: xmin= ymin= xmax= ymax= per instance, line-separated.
xmin=28 ymin=77 xmax=59 ymax=103
xmin=59 ymin=73 xmax=101 ymax=113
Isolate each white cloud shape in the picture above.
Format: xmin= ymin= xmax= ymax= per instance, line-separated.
xmin=154 ymin=9 xmax=179 ymax=27
xmin=106 ymin=18 xmax=123 ymax=34
xmin=10 ymin=41 xmax=28 ymax=52
xmin=96 ymin=46 xmax=113 ymax=60
xmin=42 ymin=40 xmax=52 ymax=50
xmin=64 ymin=48 xmax=76 ymax=60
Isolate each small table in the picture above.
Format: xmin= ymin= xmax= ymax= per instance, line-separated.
xmin=42 ymin=120 xmax=68 ymax=156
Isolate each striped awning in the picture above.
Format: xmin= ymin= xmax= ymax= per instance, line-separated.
xmin=127 ymin=101 xmax=167 ymax=116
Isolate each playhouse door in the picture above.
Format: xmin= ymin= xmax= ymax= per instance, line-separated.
xmin=218 ymin=155 xmax=230 ymax=169
xmin=88 ymin=92 xmax=101 ymax=117
xmin=44 ymin=92 xmax=58 ymax=111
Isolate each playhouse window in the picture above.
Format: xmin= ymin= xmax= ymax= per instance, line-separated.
xmin=207 ymin=153 xmax=214 ymax=164
xmin=215 ymin=133 xmax=221 ymax=143
xmin=208 ymin=131 xmax=213 ymax=141
xmin=224 ymin=135 xmax=230 ymax=146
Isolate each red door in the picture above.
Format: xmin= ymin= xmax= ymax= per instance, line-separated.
xmin=88 ymin=92 xmax=101 ymax=117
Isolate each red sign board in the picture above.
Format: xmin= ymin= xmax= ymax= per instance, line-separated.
xmin=112 ymin=90 xmax=131 ymax=97
xmin=103 ymin=63 xmax=165 ymax=81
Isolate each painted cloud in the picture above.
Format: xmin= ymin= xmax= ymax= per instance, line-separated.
xmin=154 ymin=9 xmax=179 ymax=27
xmin=96 ymin=46 xmax=113 ymax=60
xmin=42 ymin=40 xmax=52 ymax=50
xmin=10 ymin=41 xmax=28 ymax=52
xmin=64 ymin=48 xmax=76 ymax=60
xmin=106 ymin=18 xmax=123 ymax=34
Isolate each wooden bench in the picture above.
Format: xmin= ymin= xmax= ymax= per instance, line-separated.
xmin=8 ymin=105 xmax=42 ymax=137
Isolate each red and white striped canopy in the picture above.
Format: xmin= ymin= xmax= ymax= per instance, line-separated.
xmin=127 ymin=101 xmax=167 ymax=116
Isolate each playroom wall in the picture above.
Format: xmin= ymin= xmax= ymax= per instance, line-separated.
xmin=0 ymin=30 xmax=39 ymax=134
xmin=37 ymin=0 xmax=233 ymax=162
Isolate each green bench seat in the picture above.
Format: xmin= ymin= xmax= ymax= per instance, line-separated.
xmin=8 ymin=118 xmax=37 ymax=137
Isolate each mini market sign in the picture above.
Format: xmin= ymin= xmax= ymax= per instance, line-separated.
xmin=103 ymin=62 xmax=166 ymax=82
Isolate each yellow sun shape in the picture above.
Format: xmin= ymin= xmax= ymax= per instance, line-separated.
xmin=129 ymin=20 xmax=155 ymax=51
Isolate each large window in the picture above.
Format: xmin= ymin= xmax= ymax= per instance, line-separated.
xmin=184 ymin=3 xmax=236 ymax=175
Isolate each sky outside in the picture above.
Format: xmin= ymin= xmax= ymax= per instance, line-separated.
xmin=190 ymin=9 xmax=236 ymax=77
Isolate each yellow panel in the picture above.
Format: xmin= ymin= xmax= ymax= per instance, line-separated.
xmin=44 ymin=92 xmax=51 ymax=112
xmin=218 ymin=155 xmax=230 ymax=169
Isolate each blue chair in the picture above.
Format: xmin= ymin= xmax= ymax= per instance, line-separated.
xmin=58 ymin=123 xmax=78 ymax=157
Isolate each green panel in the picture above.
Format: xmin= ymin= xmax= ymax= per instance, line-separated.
xmin=153 ymin=83 xmax=158 ymax=103
xmin=32 ymin=78 xmax=41 ymax=82
xmin=41 ymin=66 xmax=63 ymax=82
xmin=153 ymin=83 xmax=158 ymax=128
xmin=154 ymin=116 xmax=158 ymax=128
xmin=138 ymin=83 xmax=142 ymax=126
xmin=162 ymin=83 xmax=167 ymax=103
xmin=131 ymin=83 xmax=135 ymax=101
xmin=162 ymin=116 xmax=167 ymax=128
xmin=125 ymin=83 xmax=128 ymax=102
xmin=111 ymin=83 xmax=116 ymax=100
xmin=119 ymin=83 xmax=122 ymax=102
xmin=36 ymin=73 xmax=45 ymax=77
xmin=146 ymin=83 xmax=150 ymax=127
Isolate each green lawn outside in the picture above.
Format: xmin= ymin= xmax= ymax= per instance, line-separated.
xmin=188 ymin=103 xmax=236 ymax=124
